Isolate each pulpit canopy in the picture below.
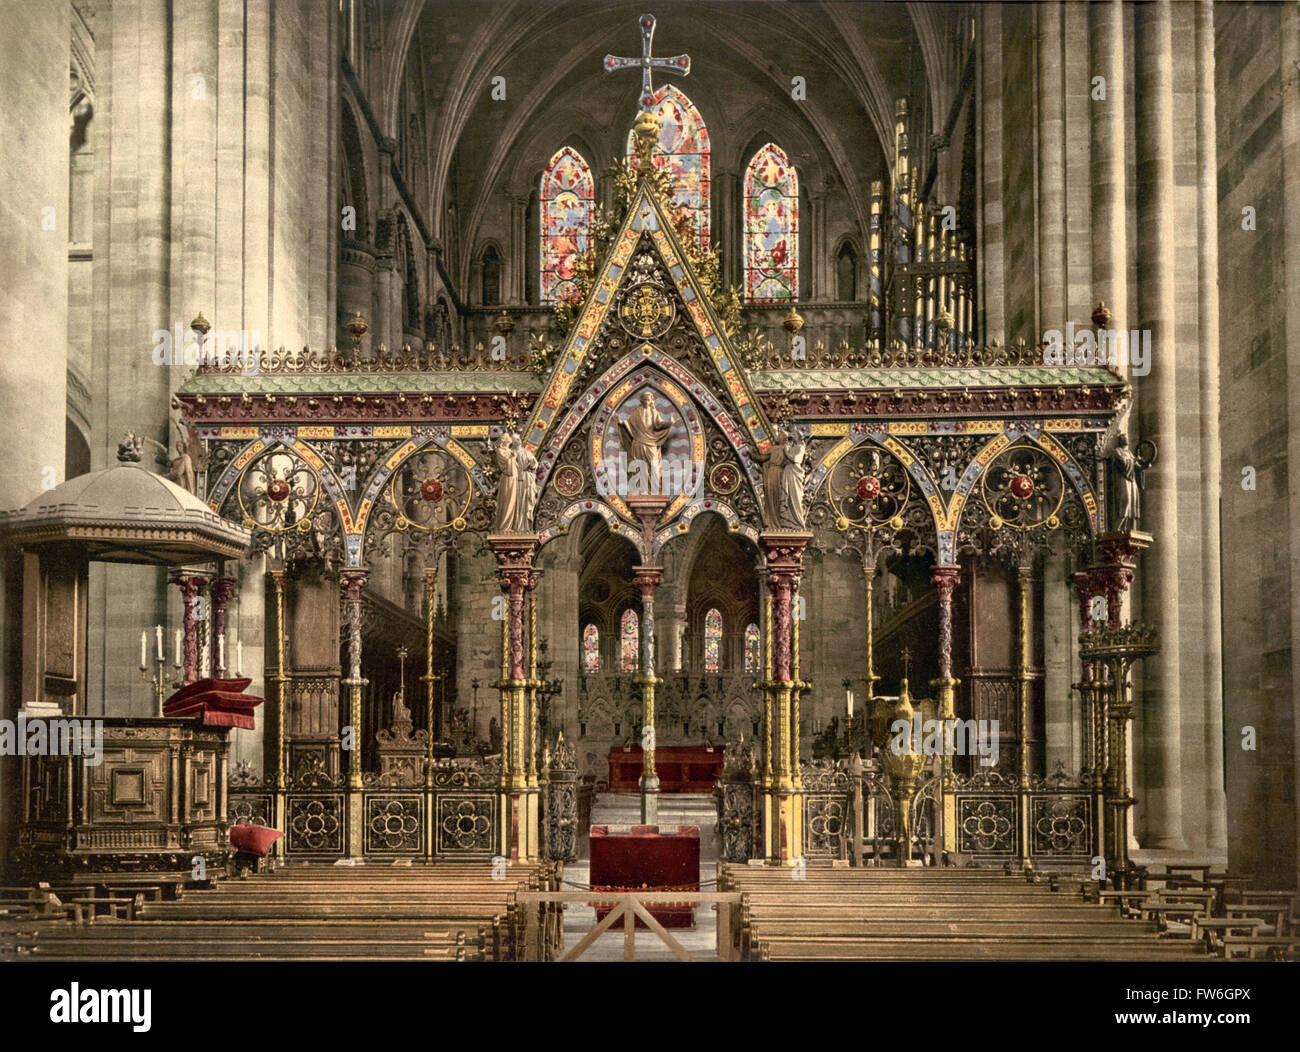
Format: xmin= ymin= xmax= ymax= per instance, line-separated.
xmin=1 ymin=451 xmax=248 ymax=564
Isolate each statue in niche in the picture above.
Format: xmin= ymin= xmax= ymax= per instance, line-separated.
xmin=1109 ymin=434 xmax=1156 ymax=533
xmin=512 ymin=433 xmax=539 ymax=532
xmin=779 ymin=429 xmax=809 ymax=528
xmin=617 ymin=391 xmax=672 ymax=489
xmin=492 ymin=431 xmax=519 ymax=532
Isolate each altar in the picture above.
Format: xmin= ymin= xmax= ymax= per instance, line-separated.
xmin=607 ymin=745 xmax=724 ymax=794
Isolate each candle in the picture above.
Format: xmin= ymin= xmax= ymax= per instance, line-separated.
xmin=155 ymin=625 xmax=164 ymax=662
xmin=140 ymin=629 xmax=147 ymax=670
xmin=175 ymin=628 xmax=182 ymax=667
xmin=846 ymin=688 xmax=854 ymax=717
xmin=218 ymin=635 xmax=225 ymax=674
xmin=236 ymin=640 xmax=243 ymax=677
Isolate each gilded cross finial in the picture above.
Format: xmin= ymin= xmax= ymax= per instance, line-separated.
xmin=603 ymin=13 xmax=690 ymax=112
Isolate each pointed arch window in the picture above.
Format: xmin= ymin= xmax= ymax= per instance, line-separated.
xmin=540 ymin=146 xmax=595 ymax=306
xmin=836 ymin=241 xmax=858 ymax=302
xmin=627 ymin=85 xmax=711 ymax=252
xmin=704 ymin=608 xmax=723 ymax=673
xmin=743 ymin=143 xmax=799 ymax=302
xmin=582 ymin=623 xmax=600 ymax=673
xmin=744 ymin=623 xmax=760 ymax=673
xmin=620 ymin=609 xmax=640 ymax=673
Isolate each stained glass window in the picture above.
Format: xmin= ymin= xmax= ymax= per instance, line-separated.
xmin=743 ymin=143 xmax=799 ymax=302
xmin=626 ymin=85 xmax=710 ymax=252
xmin=704 ymin=608 xmax=723 ymax=673
xmin=620 ymin=609 xmax=639 ymax=672
xmin=744 ymin=623 xmax=760 ymax=672
xmin=582 ymin=623 xmax=599 ymax=673
xmin=540 ymin=147 xmax=595 ymax=306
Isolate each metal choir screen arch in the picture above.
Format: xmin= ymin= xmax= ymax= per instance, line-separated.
xmin=540 ymin=146 xmax=596 ymax=306
xmin=626 ymin=85 xmax=710 ymax=251
xmin=743 ymin=143 xmax=799 ymax=302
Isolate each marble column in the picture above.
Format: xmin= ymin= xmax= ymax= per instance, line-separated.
xmin=1134 ymin=0 xmax=1185 ymax=851
xmin=931 ymin=564 xmax=961 ymax=854
xmin=489 ymin=535 xmax=540 ymax=860
xmin=1036 ymin=0 xmax=1067 ymax=334
xmin=211 ymin=575 xmax=237 ymax=679
xmin=633 ymin=566 xmax=663 ymax=823
xmin=170 ymin=572 xmax=210 ymax=686
xmin=1090 ymin=0 xmax=1128 ymax=375
xmin=760 ymin=533 xmax=811 ymax=864
xmin=1194 ymin=0 xmax=1228 ymax=854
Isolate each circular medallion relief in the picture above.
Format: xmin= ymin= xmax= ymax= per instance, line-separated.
xmin=709 ymin=462 xmax=740 ymax=495
xmin=618 ymin=284 xmax=675 ymax=340
xmin=553 ymin=464 xmax=584 ymax=498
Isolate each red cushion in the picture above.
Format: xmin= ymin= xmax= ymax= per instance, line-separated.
xmin=229 ymin=824 xmax=283 ymax=856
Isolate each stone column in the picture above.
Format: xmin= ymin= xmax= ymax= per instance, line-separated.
xmin=760 ymin=533 xmax=812 ymax=864
xmin=1194 ymin=0 xmax=1227 ymax=855
xmin=978 ymin=3 xmax=1006 ymax=345
xmin=931 ymin=565 xmax=961 ymax=854
xmin=1134 ymin=0 xmax=1185 ymax=851
xmin=1090 ymin=0 xmax=1128 ymax=375
xmin=509 ymin=194 xmax=526 ymax=304
xmin=1282 ymin=0 xmax=1300 ymax=893
xmin=489 ymin=535 xmax=540 ymax=860
xmin=1037 ymin=0 xmax=1067 ymax=334
xmin=810 ymin=190 xmax=828 ymax=302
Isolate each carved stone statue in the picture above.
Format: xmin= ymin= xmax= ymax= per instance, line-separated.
xmin=780 ymin=429 xmax=809 ymax=529
xmin=492 ymin=431 xmax=519 ymax=532
xmin=1110 ymin=434 xmax=1155 ymax=532
xmin=141 ymin=420 xmax=209 ymax=494
xmin=617 ymin=391 xmax=672 ymax=486
xmin=752 ymin=431 xmax=787 ymax=527
xmin=512 ymin=433 xmax=539 ymax=532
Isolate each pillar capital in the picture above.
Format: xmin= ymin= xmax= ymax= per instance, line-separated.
xmin=632 ymin=565 xmax=663 ymax=598
xmin=488 ymin=533 xmax=540 ymax=592
xmin=339 ymin=568 xmax=368 ymax=602
xmin=930 ymin=563 xmax=961 ymax=601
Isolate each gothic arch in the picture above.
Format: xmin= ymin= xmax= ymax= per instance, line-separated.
xmin=340 ymin=98 xmax=371 ymax=242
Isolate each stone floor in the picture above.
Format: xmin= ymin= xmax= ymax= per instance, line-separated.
xmin=557 ymin=860 xmax=721 ymax=962
xmin=560 ymin=793 xmax=722 ymax=961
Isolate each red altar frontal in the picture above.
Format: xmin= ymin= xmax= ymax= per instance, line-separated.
xmin=590 ymin=825 xmax=700 ymax=928
xmin=606 ymin=745 xmax=725 ymax=793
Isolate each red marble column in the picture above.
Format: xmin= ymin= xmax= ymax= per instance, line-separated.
xmin=211 ymin=577 xmax=237 ymax=679
xmin=930 ymin=565 xmax=961 ymax=680
xmin=171 ymin=574 xmax=207 ymax=686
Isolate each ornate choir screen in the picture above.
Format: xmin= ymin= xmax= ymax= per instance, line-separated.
xmin=717 ymin=758 xmax=1096 ymax=866
xmin=226 ymin=745 xmax=579 ymax=862
xmin=175 ymin=66 xmax=1142 ymax=869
